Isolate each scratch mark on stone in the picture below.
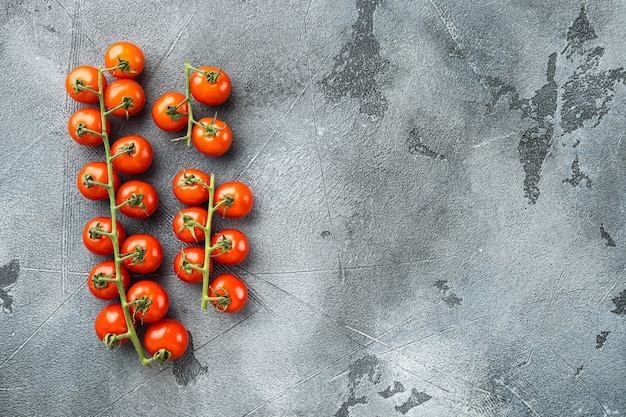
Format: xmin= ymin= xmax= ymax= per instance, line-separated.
xmin=595 ymin=266 xmax=623 ymax=308
xmin=407 ymin=128 xmax=446 ymax=160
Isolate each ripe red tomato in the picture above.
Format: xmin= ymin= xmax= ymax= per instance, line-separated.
xmin=189 ymin=66 xmax=231 ymax=106
xmin=83 ymin=217 xmax=126 ymax=256
xmin=127 ymin=280 xmax=169 ymax=324
xmin=144 ymin=319 xmax=189 ymax=361
xmin=68 ymin=108 xmax=111 ymax=146
xmin=174 ymin=246 xmax=212 ymax=283
xmin=87 ymin=260 xmax=131 ymax=300
xmin=208 ymin=273 xmax=248 ymax=313
xmin=94 ymin=303 xmax=134 ymax=346
xmin=116 ymin=180 xmax=158 ymax=219
xmin=214 ymin=181 xmax=253 ymax=218
xmin=210 ymin=229 xmax=249 ymax=265
xmin=191 ymin=116 xmax=232 ymax=156
xmin=104 ymin=42 xmax=144 ymax=78
xmin=111 ymin=135 xmax=153 ymax=175
xmin=152 ymin=92 xmax=189 ymax=132
xmin=77 ymin=161 xmax=119 ymax=200
xmin=172 ymin=168 xmax=211 ymax=205
xmin=173 ymin=207 xmax=208 ymax=243
xmin=65 ymin=65 xmax=106 ymax=104
xmin=104 ymin=79 xmax=145 ymax=117
xmin=120 ymin=234 xmax=163 ymax=274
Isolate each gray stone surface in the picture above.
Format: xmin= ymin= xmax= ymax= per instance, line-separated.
xmin=1 ymin=1 xmax=625 ymax=416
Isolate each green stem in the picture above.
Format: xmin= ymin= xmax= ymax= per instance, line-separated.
xmin=201 ymin=174 xmax=216 ymax=311
xmin=172 ymin=61 xmax=195 ymax=146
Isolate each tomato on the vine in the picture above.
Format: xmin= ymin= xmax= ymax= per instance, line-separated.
xmin=111 ymin=135 xmax=153 ymax=175
xmin=172 ymin=168 xmax=210 ymax=205
xmin=211 ymin=229 xmax=249 ymax=265
xmin=208 ymin=274 xmax=248 ymax=313
xmin=116 ymin=180 xmax=158 ymax=219
xmin=94 ymin=303 xmax=134 ymax=345
xmin=77 ymin=161 xmax=119 ymax=200
xmin=120 ymin=234 xmax=163 ymax=274
xmin=144 ymin=319 xmax=189 ymax=361
xmin=214 ymin=181 xmax=253 ymax=218
xmin=152 ymin=92 xmax=188 ymax=132
xmin=68 ymin=108 xmax=111 ymax=146
xmin=104 ymin=42 xmax=144 ymax=79
xmin=65 ymin=65 xmax=106 ymax=104
xmin=83 ymin=217 xmax=126 ymax=256
xmin=104 ymin=79 xmax=145 ymax=117
xmin=189 ymin=66 xmax=231 ymax=106
xmin=87 ymin=260 xmax=131 ymax=300
xmin=174 ymin=246 xmax=212 ymax=284
xmin=127 ymin=280 xmax=169 ymax=324
xmin=191 ymin=116 xmax=232 ymax=156
xmin=173 ymin=207 xmax=208 ymax=243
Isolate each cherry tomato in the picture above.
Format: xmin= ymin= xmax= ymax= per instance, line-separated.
xmin=214 ymin=181 xmax=253 ymax=218
xmin=104 ymin=42 xmax=144 ymax=78
xmin=173 ymin=207 xmax=208 ymax=243
xmin=87 ymin=260 xmax=131 ymax=300
xmin=174 ymin=246 xmax=212 ymax=284
xmin=104 ymin=79 xmax=145 ymax=117
xmin=191 ymin=116 xmax=232 ymax=156
xmin=127 ymin=280 xmax=169 ymax=324
xmin=116 ymin=180 xmax=158 ymax=219
xmin=144 ymin=319 xmax=189 ymax=361
xmin=76 ymin=161 xmax=119 ymax=200
xmin=189 ymin=66 xmax=231 ymax=106
xmin=94 ymin=303 xmax=133 ymax=345
xmin=83 ymin=217 xmax=126 ymax=256
xmin=208 ymin=274 xmax=248 ymax=313
xmin=120 ymin=234 xmax=163 ymax=274
xmin=111 ymin=135 xmax=153 ymax=175
xmin=152 ymin=92 xmax=189 ymax=132
xmin=172 ymin=169 xmax=210 ymax=205
xmin=210 ymin=229 xmax=249 ymax=265
xmin=65 ymin=65 xmax=106 ymax=104
xmin=68 ymin=108 xmax=110 ymax=146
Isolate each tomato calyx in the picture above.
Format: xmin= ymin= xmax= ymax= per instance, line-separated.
xmin=103 ymin=332 xmax=127 ymax=350
xmin=91 ymin=272 xmax=115 ymax=289
xmin=117 ymin=192 xmax=148 ymax=215
xmin=193 ymin=67 xmax=222 ymax=84
xmin=110 ymin=142 xmax=135 ymax=160
xmin=214 ymin=195 xmax=234 ymax=216
xmin=71 ymin=79 xmax=100 ymax=96
xmin=209 ymin=235 xmax=232 ymax=256
xmin=177 ymin=248 xmax=204 ymax=275
xmin=177 ymin=211 xmax=207 ymax=241
xmin=193 ymin=113 xmax=223 ymax=137
xmin=204 ymin=285 xmax=231 ymax=312
xmin=74 ymin=123 xmax=104 ymax=139
xmin=121 ymin=245 xmax=147 ymax=265
xmin=105 ymin=96 xmax=136 ymax=118
xmin=83 ymin=174 xmax=109 ymax=190
xmin=177 ymin=170 xmax=210 ymax=189
xmin=149 ymin=348 xmax=172 ymax=365
xmin=166 ymin=99 xmax=189 ymax=121
xmin=129 ymin=295 xmax=154 ymax=325
xmin=88 ymin=223 xmax=113 ymax=239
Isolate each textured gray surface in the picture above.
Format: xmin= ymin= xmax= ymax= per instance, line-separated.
xmin=1 ymin=0 xmax=626 ymax=416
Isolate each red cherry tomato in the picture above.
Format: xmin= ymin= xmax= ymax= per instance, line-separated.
xmin=104 ymin=42 xmax=144 ymax=78
xmin=104 ymin=79 xmax=145 ymax=117
xmin=214 ymin=181 xmax=253 ymax=218
xmin=94 ymin=303 xmax=133 ymax=345
xmin=191 ymin=116 xmax=232 ymax=156
xmin=116 ymin=180 xmax=158 ymax=219
xmin=174 ymin=246 xmax=212 ymax=284
xmin=210 ymin=229 xmax=249 ymax=265
xmin=152 ymin=92 xmax=189 ymax=132
xmin=172 ymin=168 xmax=211 ymax=205
xmin=68 ymin=108 xmax=110 ymax=146
xmin=83 ymin=217 xmax=126 ymax=256
xmin=173 ymin=207 xmax=208 ymax=243
xmin=120 ymin=234 xmax=163 ymax=274
xmin=76 ymin=161 xmax=119 ymax=200
xmin=127 ymin=280 xmax=169 ymax=324
xmin=144 ymin=319 xmax=189 ymax=361
xmin=208 ymin=273 xmax=248 ymax=313
xmin=87 ymin=260 xmax=131 ymax=300
xmin=65 ymin=65 xmax=106 ymax=104
xmin=189 ymin=66 xmax=231 ymax=106
xmin=111 ymin=135 xmax=153 ymax=175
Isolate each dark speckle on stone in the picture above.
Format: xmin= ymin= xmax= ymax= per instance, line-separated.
xmin=335 ymin=354 xmax=381 ymax=417
xmin=321 ymin=230 xmax=331 ymax=238
xmin=600 ymin=224 xmax=616 ymax=247
xmin=0 ymin=259 xmax=20 ymax=313
xmin=610 ymin=290 xmax=626 ymax=316
xmin=563 ymin=6 xmax=597 ymax=59
xmin=562 ymin=155 xmax=592 ymax=189
xmin=378 ymin=381 xmax=405 ymax=399
xmin=443 ymin=293 xmax=463 ymax=307
xmin=395 ymin=388 xmax=432 ymax=414
xmin=407 ymin=128 xmax=446 ymax=160
xmin=434 ymin=280 xmax=450 ymax=292
xmin=595 ymin=331 xmax=610 ymax=349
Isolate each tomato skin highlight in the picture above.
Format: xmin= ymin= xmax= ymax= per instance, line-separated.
xmin=116 ymin=180 xmax=159 ymax=219
xmin=127 ymin=280 xmax=169 ymax=324
xmin=111 ymin=135 xmax=153 ymax=175
xmin=68 ymin=108 xmax=110 ymax=146
xmin=120 ymin=234 xmax=163 ymax=274
xmin=211 ymin=229 xmax=249 ymax=265
xmin=152 ymin=92 xmax=188 ymax=132
xmin=191 ymin=117 xmax=232 ymax=157
xmin=94 ymin=303 xmax=133 ymax=345
xmin=173 ymin=207 xmax=208 ymax=243
xmin=66 ymin=65 xmax=106 ymax=104
xmin=104 ymin=42 xmax=144 ymax=78
xmin=77 ymin=161 xmax=120 ymax=200
xmin=87 ymin=260 xmax=131 ymax=300
xmin=209 ymin=274 xmax=248 ymax=313
xmin=214 ymin=181 xmax=254 ymax=218
xmin=82 ymin=217 xmax=126 ymax=256
xmin=189 ymin=66 xmax=231 ymax=106
xmin=174 ymin=246 xmax=211 ymax=283
xmin=172 ymin=168 xmax=211 ymax=205
xmin=144 ymin=319 xmax=189 ymax=361
xmin=104 ymin=79 xmax=146 ymax=117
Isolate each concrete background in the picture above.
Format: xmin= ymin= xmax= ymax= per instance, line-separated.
xmin=1 ymin=0 xmax=625 ymax=415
